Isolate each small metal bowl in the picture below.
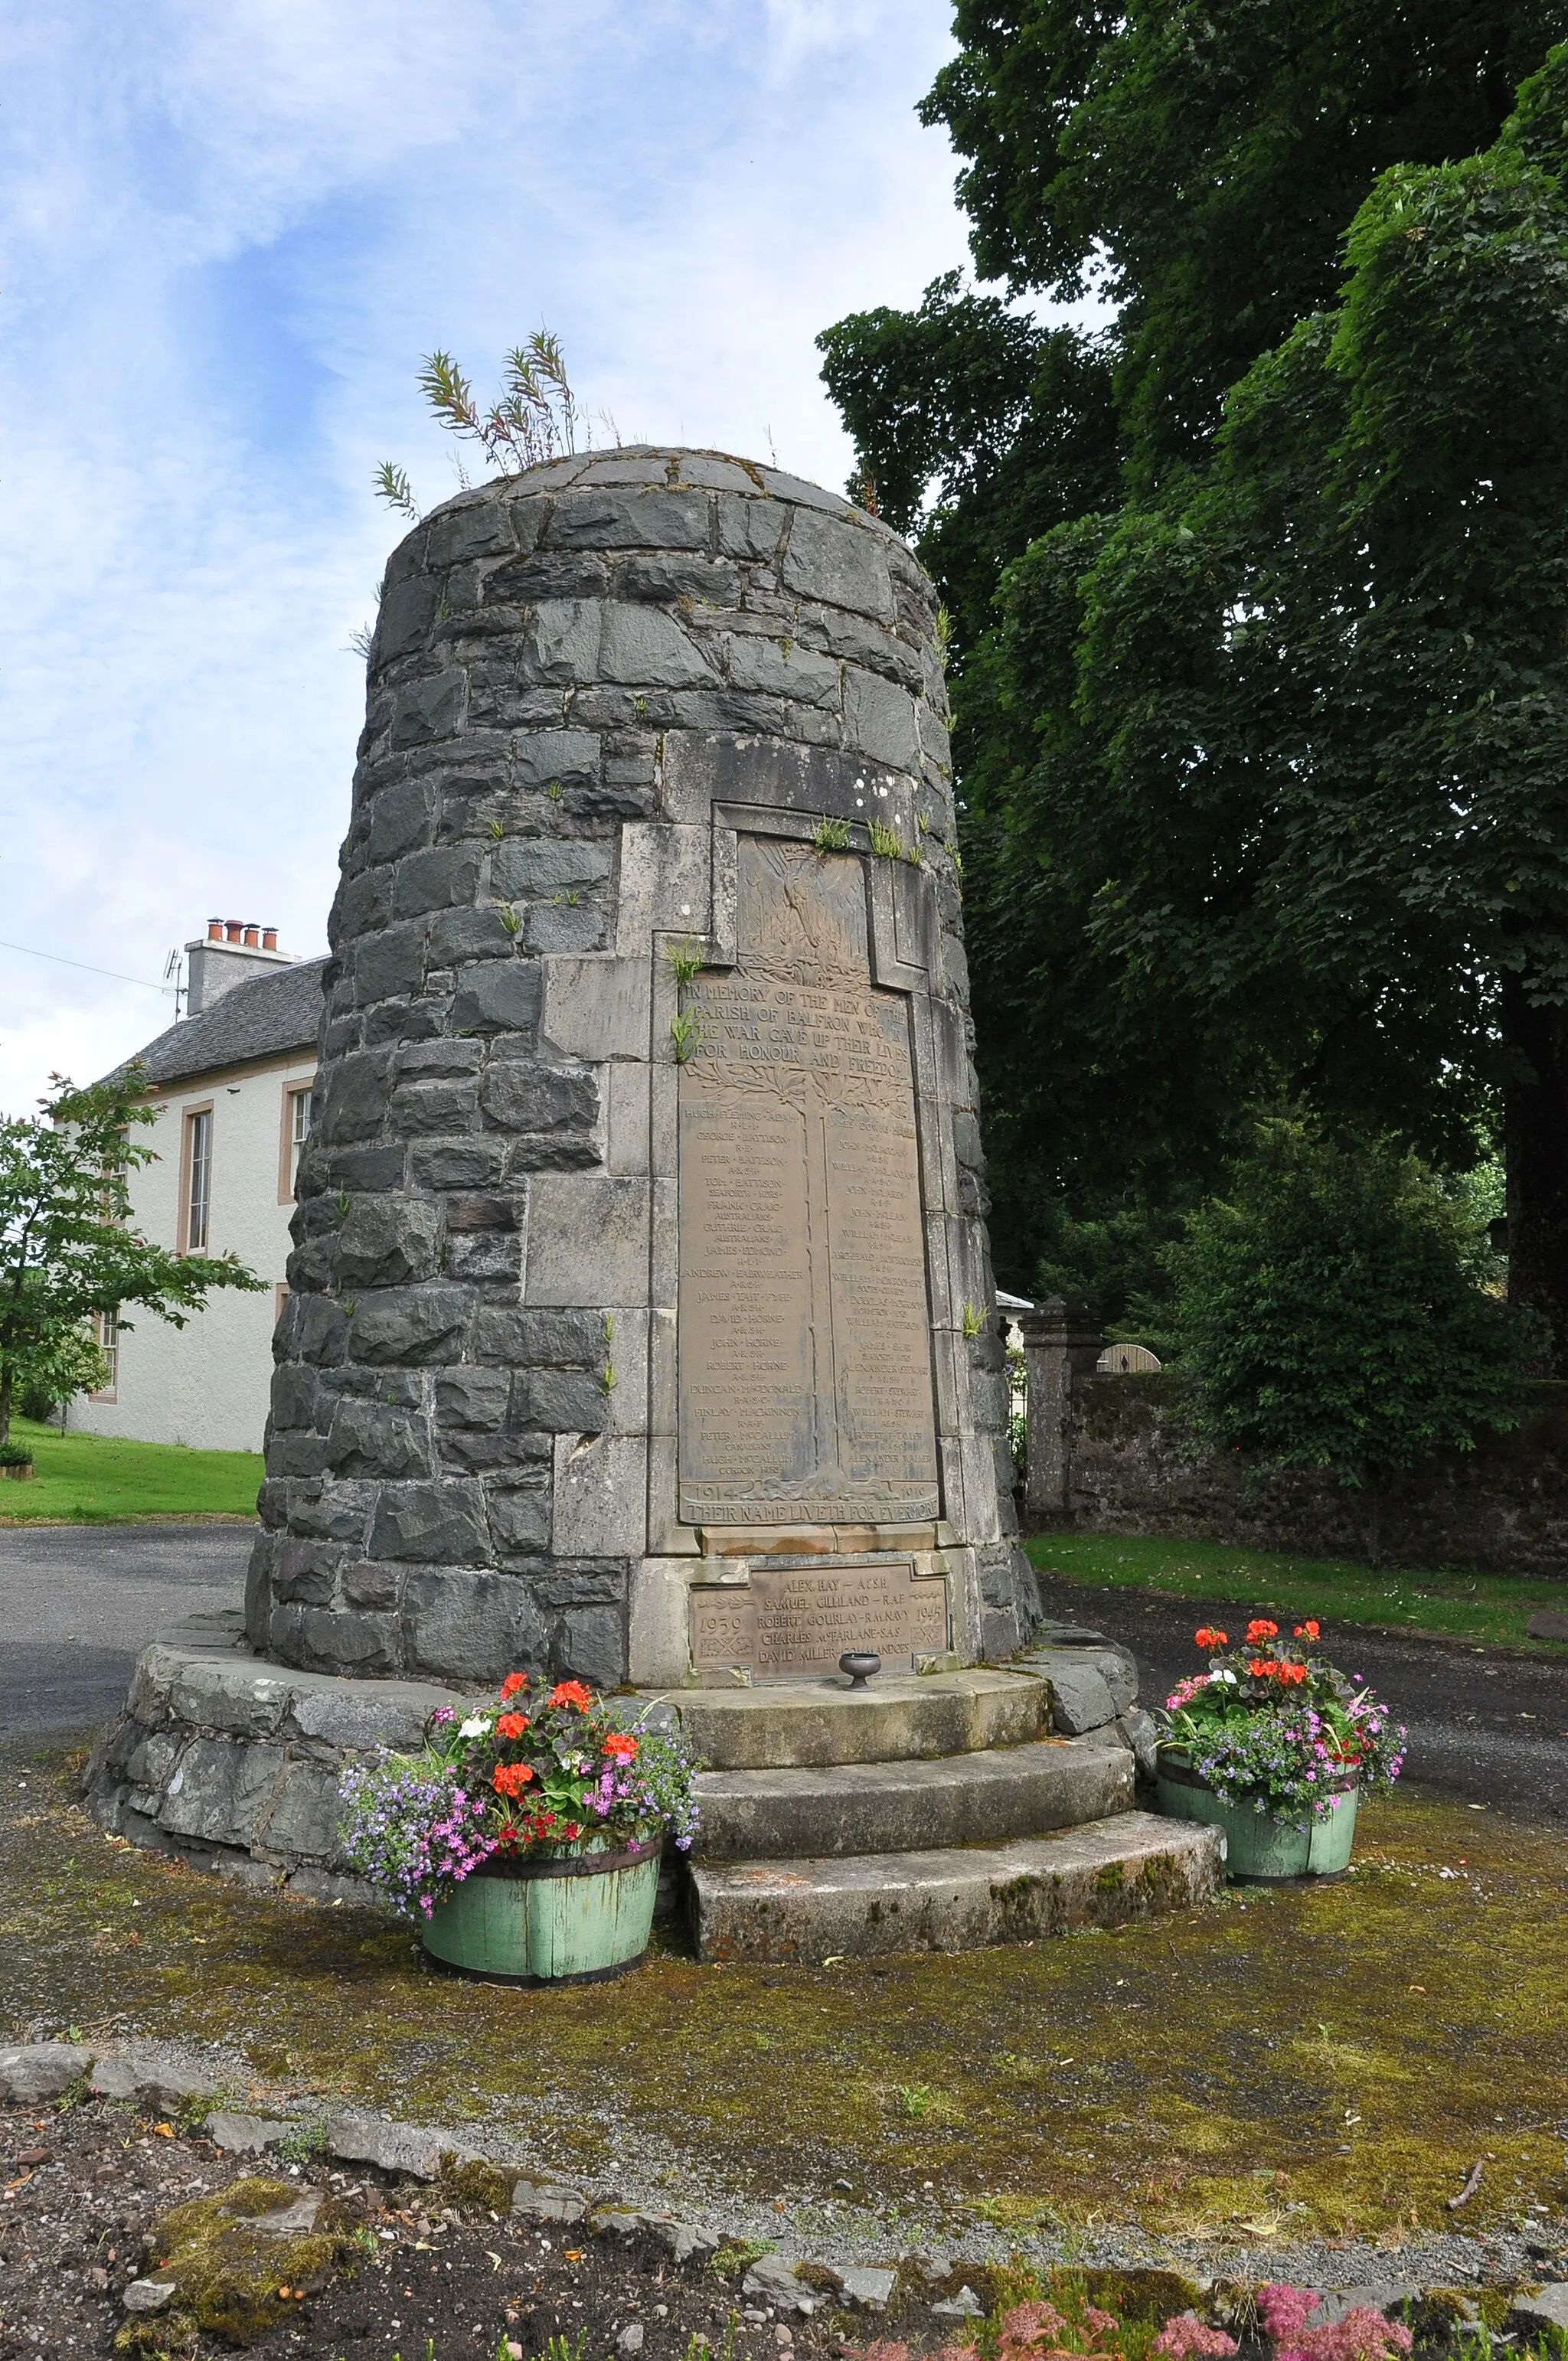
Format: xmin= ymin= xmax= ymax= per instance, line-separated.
xmin=839 ymin=1651 xmax=881 ymax=1690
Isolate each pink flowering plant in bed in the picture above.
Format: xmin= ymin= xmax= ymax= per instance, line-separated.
xmin=338 ymin=1671 xmax=698 ymax=1919
xmin=856 ymin=2279 xmax=1418 ymax=2361
xmin=1157 ymin=1617 xmax=1406 ymax=1824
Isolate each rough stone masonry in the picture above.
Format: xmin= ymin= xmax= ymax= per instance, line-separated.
xmin=236 ymin=445 xmax=1037 ymax=1692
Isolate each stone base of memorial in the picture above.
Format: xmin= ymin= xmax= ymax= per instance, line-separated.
xmin=1154 ymin=1745 xmax=1359 ymax=1883
xmin=420 ymin=1840 xmax=662 ymax=1985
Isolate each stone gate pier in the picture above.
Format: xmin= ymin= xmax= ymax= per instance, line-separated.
xmin=87 ymin=448 xmax=1217 ymax=1948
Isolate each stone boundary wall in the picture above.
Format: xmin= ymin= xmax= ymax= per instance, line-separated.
xmin=1059 ymin=1373 xmax=1568 ymax=1575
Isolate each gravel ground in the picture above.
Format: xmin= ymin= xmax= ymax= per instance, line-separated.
xmin=2 ymin=2089 xmax=1563 ymax=2361
xmin=0 ymin=2092 xmax=854 ymax=2361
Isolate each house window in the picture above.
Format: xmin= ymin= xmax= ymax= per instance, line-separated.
xmin=279 ymin=1079 xmax=316 ymax=1203
xmin=92 ymin=1311 xmax=119 ymax=1400
xmin=185 ymin=1108 xmax=213 ymax=1252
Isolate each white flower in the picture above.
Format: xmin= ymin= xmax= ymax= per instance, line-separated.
xmin=459 ymin=1716 xmax=489 ymax=1739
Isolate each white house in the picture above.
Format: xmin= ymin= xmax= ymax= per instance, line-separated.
xmin=73 ymin=923 xmax=325 ymax=1453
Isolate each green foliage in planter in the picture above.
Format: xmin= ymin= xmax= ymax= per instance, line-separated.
xmin=0 ymin=1442 xmax=34 ymax=1468
xmin=1166 ymin=1122 xmax=1537 ymax=1517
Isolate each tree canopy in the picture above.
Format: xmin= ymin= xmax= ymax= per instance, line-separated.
xmin=0 ymin=1069 xmax=264 ymax=1445
xmin=818 ymin=2 xmax=1568 ymax=1358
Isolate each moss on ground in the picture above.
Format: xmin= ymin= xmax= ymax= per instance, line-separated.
xmin=4 ymin=1741 xmax=1566 ymax=2246
xmin=116 ymin=2173 xmax=365 ymax=2351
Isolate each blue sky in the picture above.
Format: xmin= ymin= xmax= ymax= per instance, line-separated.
xmin=0 ymin=0 xmax=970 ymax=1111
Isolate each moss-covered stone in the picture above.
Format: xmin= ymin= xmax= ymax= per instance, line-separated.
xmin=119 ymin=2175 xmax=363 ymax=2349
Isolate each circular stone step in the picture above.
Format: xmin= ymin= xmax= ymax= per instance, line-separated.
xmin=629 ymin=1667 xmax=1050 ymax=1770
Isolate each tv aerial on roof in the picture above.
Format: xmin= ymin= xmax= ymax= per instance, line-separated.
xmin=163 ymin=947 xmax=186 ymax=1020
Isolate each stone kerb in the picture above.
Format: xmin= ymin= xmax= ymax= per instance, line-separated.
xmin=248 ymin=445 xmax=1033 ymax=1692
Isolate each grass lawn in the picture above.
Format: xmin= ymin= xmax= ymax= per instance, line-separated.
xmin=1026 ymin=1528 xmax=1568 ymax=1652
xmin=3 ymin=1743 xmax=1564 ymax=2245
xmin=0 ymin=1415 xmax=261 ymax=1523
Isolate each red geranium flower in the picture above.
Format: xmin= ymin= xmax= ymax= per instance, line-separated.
xmin=495 ymin=1711 xmax=529 ymax=1739
xmin=1194 ymin=1627 xmax=1227 ymax=1649
xmin=1294 ymin=1621 xmax=1320 ymax=1640
xmin=603 ymin=1732 xmax=639 ymax=1764
xmin=499 ymin=1671 xmax=528 ymax=1700
xmin=1248 ymin=1657 xmax=1280 ymax=1678
xmin=548 ymin=1680 xmax=594 ymax=1710
xmin=1245 ymin=1618 xmax=1279 ymax=1643
xmin=492 ymin=1762 xmax=536 ymax=1798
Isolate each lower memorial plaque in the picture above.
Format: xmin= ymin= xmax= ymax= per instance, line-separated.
xmin=689 ymin=1559 xmax=949 ymax=1678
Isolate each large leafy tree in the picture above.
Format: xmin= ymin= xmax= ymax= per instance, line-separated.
xmin=818 ymin=0 xmax=1568 ymax=1337
xmin=0 ymin=1070 xmax=264 ymax=1445
xmin=1029 ymin=54 xmax=1568 ymax=1359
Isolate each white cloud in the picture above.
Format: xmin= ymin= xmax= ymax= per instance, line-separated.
xmin=0 ymin=0 xmax=968 ymax=1112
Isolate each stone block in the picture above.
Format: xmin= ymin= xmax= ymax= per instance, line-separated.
xmin=354 ymin=923 xmax=426 ymax=1003
xmin=723 ymin=635 xmax=841 ymax=707
xmin=394 ymin=844 xmax=482 ymax=918
xmin=426 ymin=906 xmax=517 ymax=965
xmin=325 ymin=2111 xmax=449 ymax=2180
xmin=524 ymin=1175 xmax=649 ymax=1305
xmin=473 ymin=1305 xmax=602 ymax=1367
xmin=492 ymin=836 xmax=613 ymax=897
xmin=258 ymin=1759 xmax=344 ymax=1860
xmin=436 ymin=1368 xmax=511 ymax=1428
xmin=158 ymin=1738 xmax=285 ymax=1846
xmin=1037 ymin=1656 xmax=1118 ymax=1736
xmin=513 ymin=729 xmax=601 ymax=789
xmin=521 ymin=601 xmax=602 ymax=684
xmin=401 ymin=1568 xmax=549 ymax=1683
xmin=618 ymin=552 xmax=739 ymax=604
xmin=557 ymin=1602 xmax=628 ymax=1686
xmin=206 ymin=2112 xmax=296 ymax=2155
xmin=316 ymin=1053 xmax=391 ymax=1144
xmin=325 ymin=1397 xmax=431 ymax=1479
xmin=525 ymin=899 xmax=609 ymax=955
xmin=427 ymin=493 xmax=518 ymax=566
xmin=340 ymin=1559 xmax=400 ymax=1607
xmin=367 ymin=782 xmax=435 ymax=869
xmin=375 ymin=576 xmax=438 ymax=664
xmin=540 ymin=956 xmax=651 ymax=1060
xmin=481 ymin=1064 xmax=599 ymax=1137
xmin=548 ymin=488 xmax=711 ymax=551
xmin=389 ymin=1077 xmax=481 ymax=1133
xmin=550 ymin=1432 xmax=647 ymax=1555
xmin=451 ymin=959 xmax=542 ymax=1035
xmin=599 ymin=606 xmax=713 ymax=687
xmin=410 ymin=1138 xmax=508 ymax=1189
xmin=779 ymin=508 xmax=894 ymax=620
xmin=390 ymin=669 xmax=466 ymax=748
xmin=349 ymin=1287 xmax=472 ymax=1366
xmin=519 ymin=1367 xmax=609 ymax=1432
xmin=368 ymin=1480 xmax=490 ymax=1563
xmin=334 ymin=1196 xmax=441 ymax=1289
xmin=511 ymin=2177 xmax=587 ymax=2224
xmin=844 ymin=669 xmax=920 ymax=769
xmin=716 ymin=495 xmax=789 ymax=563
xmin=485 ymin=1484 xmax=553 ymax=1553
xmin=289 ymin=1605 xmax=402 ymax=1675
xmin=0 ymin=2043 xmax=91 ymax=2101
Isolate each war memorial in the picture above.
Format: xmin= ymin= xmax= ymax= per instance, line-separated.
xmin=87 ymin=447 xmax=1220 ymax=1957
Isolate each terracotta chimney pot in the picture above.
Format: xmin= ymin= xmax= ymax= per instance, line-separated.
xmin=243 ymin=923 xmax=260 ymax=948
xmin=262 ymin=926 xmax=278 ymax=951
xmin=225 ymin=919 xmax=243 ymax=943
xmin=207 ymin=919 xmax=222 ymax=941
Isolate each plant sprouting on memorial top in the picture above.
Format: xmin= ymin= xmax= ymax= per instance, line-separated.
xmin=374 ymin=330 xmax=580 ymax=524
xmin=0 ymin=1069 xmax=265 ymax=1449
xmin=338 ymin=1674 xmax=700 ymax=1920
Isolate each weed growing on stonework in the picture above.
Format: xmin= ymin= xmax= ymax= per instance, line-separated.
xmin=811 ymin=814 xmax=851 ymax=852
xmin=669 ymin=1007 xmax=702 ymax=1063
xmin=962 ymin=1301 xmax=986 ymax=1338
xmin=867 ymin=818 xmax=906 ymax=860
xmin=498 ymin=906 xmax=522 ymax=936
xmin=375 ymin=331 xmax=580 ymax=523
xmin=665 ymin=936 xmax=705 ymax=986
xmin=488 ymin=817 xmax=505 ymax=839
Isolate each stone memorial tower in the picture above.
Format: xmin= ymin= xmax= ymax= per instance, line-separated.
xmin=249 ymin=446 xmax=1039 ymax=1692
xmin=88 ymin=451 xmax=1220 ymax=1956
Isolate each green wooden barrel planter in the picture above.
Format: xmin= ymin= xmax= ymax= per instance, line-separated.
xmin=1155 ymin=1746 xmax=1359 ymax=1884
xmin=422 ymin=1840 xmax=662 ymax=1985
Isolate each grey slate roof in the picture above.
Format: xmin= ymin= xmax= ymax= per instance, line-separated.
xmin=107 ymin=957 xmax=326 ymax=1089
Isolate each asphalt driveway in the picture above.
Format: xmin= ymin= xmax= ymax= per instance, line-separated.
xmin=0 ymin=1522 xmax=251 ymax=1739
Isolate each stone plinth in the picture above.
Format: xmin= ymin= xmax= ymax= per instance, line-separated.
xmin=246 ymin=445 xmax=1037 ymax=1692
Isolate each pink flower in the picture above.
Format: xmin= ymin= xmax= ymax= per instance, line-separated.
xmin=1153 ymin=2318 xmax=1239 ymax=2360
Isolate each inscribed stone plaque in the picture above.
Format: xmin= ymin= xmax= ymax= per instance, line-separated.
xmin=689 ymin=1560 xmax=949 ymax=1677
xmin=678 ymin=838 xmax=940 ymax=1528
